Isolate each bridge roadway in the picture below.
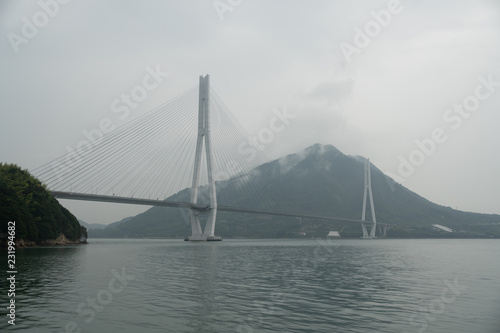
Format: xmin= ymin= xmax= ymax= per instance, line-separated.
xmin=51 ymin=191 xmax=390 ymax=226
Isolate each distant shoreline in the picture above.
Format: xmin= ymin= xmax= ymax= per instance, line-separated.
xmin=83 ymin=236 xmax=500 ymax=240
xmin=0 ymin=233 xmax=88 ymax=248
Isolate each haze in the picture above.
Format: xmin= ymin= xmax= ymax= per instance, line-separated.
xmin=1 ymin=0 xmax=499 ymax=224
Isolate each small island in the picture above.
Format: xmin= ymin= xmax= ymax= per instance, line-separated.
xmin=0 ymin=163 xmax=87 ymax=247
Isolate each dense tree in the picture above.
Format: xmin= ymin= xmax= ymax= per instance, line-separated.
xmin=0 ymin=163 xmax=85 ymax=243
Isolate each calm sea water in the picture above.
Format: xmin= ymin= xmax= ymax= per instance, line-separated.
xmin=1 ymin=238 xmax=499 ymax=333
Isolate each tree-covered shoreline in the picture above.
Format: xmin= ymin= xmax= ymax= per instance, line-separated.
xmin=0 ymin=163 xmax=86 ymax=246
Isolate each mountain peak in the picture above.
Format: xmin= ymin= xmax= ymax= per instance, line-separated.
xmin=304 ymin=143 xmax=341 ymax=156
xmin=276 ymin=144 xmax=343 ymax=174
xmin=89 ymin=143 xmax=500 ymax=239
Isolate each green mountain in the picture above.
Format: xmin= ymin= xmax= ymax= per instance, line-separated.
xmin=0 ymin=163 xmax=86 ymax=246
xmin=89 ymin=144 xmax=500 ymax=239
xmin=78 ymin=219 xmax=108 ymax=230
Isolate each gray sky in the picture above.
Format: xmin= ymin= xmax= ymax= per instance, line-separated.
xmin=1 ymin=0 xmax=499 ymax=224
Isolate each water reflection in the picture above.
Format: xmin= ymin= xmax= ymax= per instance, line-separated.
xmin=0 ymin=246 xmax=86 ymax=332
xmin=1 ymin=239 xmax=499 ymax=333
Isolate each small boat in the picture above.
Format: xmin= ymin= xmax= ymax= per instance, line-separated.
xmin=327 ymin=226 xmax=345 ymax=239
xmin=327 ymin=231 xmax=341 ymax=238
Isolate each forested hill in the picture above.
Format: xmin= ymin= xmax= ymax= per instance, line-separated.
xmin=0 ymin=163 xmax=85 ymax=246
xmin=90 ymin=144 xmax=500 ymax=239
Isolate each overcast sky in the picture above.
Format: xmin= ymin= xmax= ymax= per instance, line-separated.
xmin=1 ymin=0 xmax=499 ymax=224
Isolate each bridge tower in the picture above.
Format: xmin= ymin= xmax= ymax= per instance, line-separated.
xmin=361 ymin=158 xmax=377 ymax=238
xmin=187 ymin=75 xmax=220 ymax=241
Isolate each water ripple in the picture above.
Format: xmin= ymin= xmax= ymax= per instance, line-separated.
xmin=1 ymin=239 xmax=499 ymax=332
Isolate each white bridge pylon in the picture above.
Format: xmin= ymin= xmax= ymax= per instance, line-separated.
xmin=187 ymin=75 xmax=220 ymax=241
xmin=361 ymin=159 xmax=377 ymax=239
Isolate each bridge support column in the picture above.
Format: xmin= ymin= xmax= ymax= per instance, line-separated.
xmin=377 ymin=224 xmax=388 ymax=237
xmin=188 ymin=75 xmax=220 ymax=241
xmin=361 ymin=159 xmax=377 ymax=239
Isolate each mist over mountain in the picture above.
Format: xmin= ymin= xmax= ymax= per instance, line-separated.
xmin=79 ymin=216 xmax=133 ymax=230
xmin=89 ymin=144 xmax=500 ymax=239
xmin=78 ymin=220 xmax=107 ymax=230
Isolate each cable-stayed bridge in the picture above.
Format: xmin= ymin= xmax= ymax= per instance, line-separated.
xmin=34 ymin=75 xmax=388 ymax=240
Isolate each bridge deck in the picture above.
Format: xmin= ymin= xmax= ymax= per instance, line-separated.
xmin=51 ymin=191 xmax=390 ymax=226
